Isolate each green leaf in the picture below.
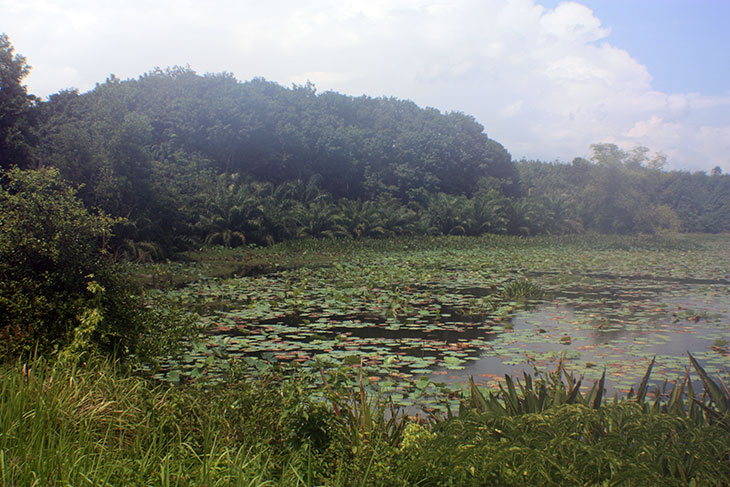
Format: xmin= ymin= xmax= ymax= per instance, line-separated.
xmin=688 ymin=352 xmax=729 ymax=414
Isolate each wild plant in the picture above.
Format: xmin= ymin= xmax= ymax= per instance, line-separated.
xmin=500 ymin=278 xmax=545 ymax=300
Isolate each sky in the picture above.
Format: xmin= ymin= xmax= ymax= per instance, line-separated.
xmin=3 ymin=0 xmax=729 ymax=172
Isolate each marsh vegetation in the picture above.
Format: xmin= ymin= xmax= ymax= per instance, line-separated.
xmin=151 ymin=235 xmax=730 ymax=411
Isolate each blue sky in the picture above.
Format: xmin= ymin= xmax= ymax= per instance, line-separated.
xmin=543 ymin=0 xmax=730 ymax=95
xmin=2 ymin=0 xmax=729 ymax=172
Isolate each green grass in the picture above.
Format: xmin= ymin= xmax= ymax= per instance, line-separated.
xmin=403 ymin=402 xmax=730 ymax=486
xmin=2 ymin=357 xmax=729 ymax=486
xmin=0 ymin=358 xmax=277 ymax=486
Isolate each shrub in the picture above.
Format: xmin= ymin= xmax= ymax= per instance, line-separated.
xmin=0 ymin=167 xmax=159 ymax=359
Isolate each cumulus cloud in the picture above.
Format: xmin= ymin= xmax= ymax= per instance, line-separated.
xmin=3 ymin=0 xmax=729 ymax=171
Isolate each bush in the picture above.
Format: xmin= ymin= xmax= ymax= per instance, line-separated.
xmin=0 ymin=167 xmax=155 ymax=359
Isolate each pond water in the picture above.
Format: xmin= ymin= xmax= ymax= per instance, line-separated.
xmin=433 ymin=286 xmax=729 ymax=395
xmin=158 ymin=238 xmax=730 ymax=410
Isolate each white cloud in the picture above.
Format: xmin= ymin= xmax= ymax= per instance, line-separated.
xmin=539 ymin=1 xmax=609 ymax=44
xmin=625 ymin=115 xmax=669 ymax=138
xmin=3 ymin=0 xmax=729 ymax=172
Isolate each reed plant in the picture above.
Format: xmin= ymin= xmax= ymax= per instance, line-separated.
xmin=401 ymin=401 xmax=730 ymax=486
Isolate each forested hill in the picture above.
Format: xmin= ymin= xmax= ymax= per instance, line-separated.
xmin=13 ymin=67 xmax=527 ymax=250
xmin=32 ymin=68 xmax=515 ymax=199
xmin=2 ymin=34 xmax=730 ymax=255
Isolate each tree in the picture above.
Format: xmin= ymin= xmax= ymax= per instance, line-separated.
xmin=590 ymin=143 xmax=625 ymax=167
xmin=0 ymin=33 xmax=36 ymax=169
xmin=647 ymin=152 xmax=667 ymax=171
xmin=338 ymin=199 xmax=387 ymax=239
xmin=625 ymin=146 xmax=650 ymax=169
xmin=294 ymin=199 xmax=348 ymax=239
xmin=0 ymin=167 xmax=145 ymax=359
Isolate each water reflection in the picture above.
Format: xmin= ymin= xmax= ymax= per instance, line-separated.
xmin=429 ymin=285 xmax=730 ymax=394
xmin=210 ymin=278 xmax=729 ymax=395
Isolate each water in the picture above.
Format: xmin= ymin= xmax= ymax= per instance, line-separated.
xmin=161 ymin=252 xmax=730 ymax=407
xmin=432 ymin=281 xmax=730 ymax=395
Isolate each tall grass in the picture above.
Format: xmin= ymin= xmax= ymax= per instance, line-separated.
xmin=401 ymin=401 xmax=730 ymax=486
xmin=2 ymin=357 xmax=729 ymax=486
xmin=0 ymin=358 xmax=275 ymax=486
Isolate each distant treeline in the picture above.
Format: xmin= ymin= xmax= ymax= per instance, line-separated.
xmin=2 ymin=35 xmax=729 ymax=258
xmin=517 ymin=153 xmax=729 ymax=235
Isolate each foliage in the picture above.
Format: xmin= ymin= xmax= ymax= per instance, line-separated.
xmin=3 ymin=356 xmax=730 ymax=486
xmin=0 ymin=358 xmax=277 ymax=486
xmin=460 ymin=353 xmax=730 ymax=432
xmin=1 ymin=35 xmax=729 ymax=258
xmin=411 ymin=356 xmax=730 ymax=486
xmin=0 ymin=167 xmax=194 ymax=361
xmin=517 ymin=153 xmax=729 ymax=235
xmin=501 ymin=278 xmax=545 ymax=300
xmin=0 ymin=33 xmax=36 ymax=169
xmin=2 ymin=36 xmax=726 ymax=251
xmin=403 ymin=402 xmax=729 ymax=486
xmin=0 ymin=357 xmax=407 ymax=486
xmin=33 ymin=68 xmax=517 ymax=251
xmin=0 ymin=167 xmax=117 ymax=357
xmin=463 ymin=366 xmax=604 ymax=416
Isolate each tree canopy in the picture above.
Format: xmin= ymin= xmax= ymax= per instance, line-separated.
xmin=0 ymin=33 xmax=36 ymax=169
xmin=1 ymin=34 xmax=728 ymax=256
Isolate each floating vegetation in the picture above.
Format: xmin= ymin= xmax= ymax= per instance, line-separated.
xmin=712 ymin=338 xmax=729 ymax=355
xmin=149 ymin=234 xmax=730 ymax=409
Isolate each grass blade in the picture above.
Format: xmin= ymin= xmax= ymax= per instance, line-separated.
xmin=591 ymin=369 xmax=606 ymax=409
xmin=636 ymin=356 xmax=655 ymax=404
xmin=688 ymin=352 xmax=729 ymax=414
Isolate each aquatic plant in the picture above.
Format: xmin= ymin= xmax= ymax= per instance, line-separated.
xmin=461 ymin=361 xmax=606 ymax=416
xmin=500 ymin=278 xmax=545 ymax=300
xmin=462 ymin=354 xmax=730 ymax=433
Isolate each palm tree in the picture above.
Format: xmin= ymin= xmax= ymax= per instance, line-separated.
xmin=293 ymin=199 xmax=348 ymax=239
xmin=423 ymin=193 xmax=468 ymax=235
xmin=113 ymin=239 xmax=163 ymax=263
xmin=255 ymin=181 xmax=297 ymax=244
xmin=195 ymin=173 xmax=264 ymax=247
xmin=375 ymin=195 xmax=418 ymax=236
xmin=339 ymin=199 xmax=388 ymax=239
xmin=461 ymin=190 xmax=509 ymax=235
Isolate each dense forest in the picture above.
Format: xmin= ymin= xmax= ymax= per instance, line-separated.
xmin=3 ymin=34 xmax=729 ymax=261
